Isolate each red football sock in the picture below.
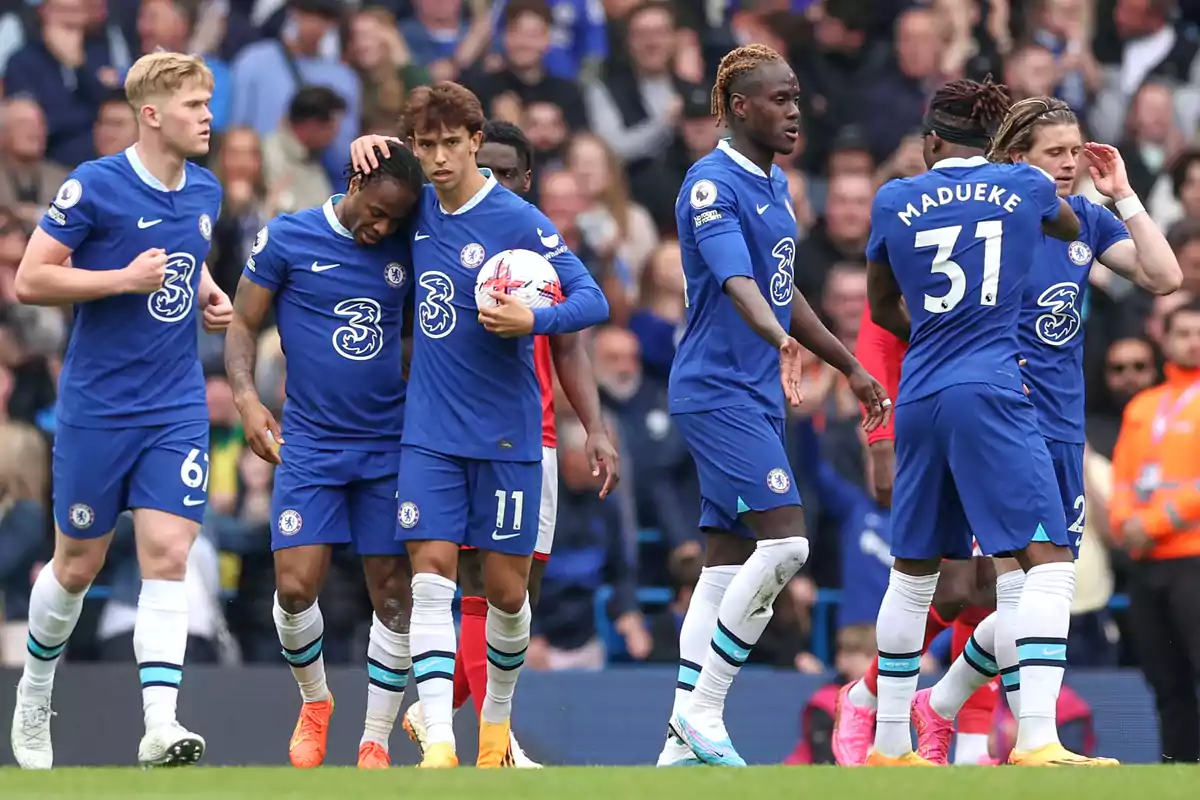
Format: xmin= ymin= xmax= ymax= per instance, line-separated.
xmin=459 ymin=596 xmax=490 ymax=716
xmin=959 ymin=681 xmax=999 ymax=734
xmin=950 ymin=618 xmax=972 ymax=662
xmin=864 ymin=606 xmax=953 ymax=696
xmin=956 ymin=604 xmax=992 ymax=629
xmin=452 ymin=648 xmax=471 ymax=710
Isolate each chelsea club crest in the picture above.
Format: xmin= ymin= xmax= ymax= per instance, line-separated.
xmin=1067 ymin=240 xmax=1092 ymax=267
xmin=460 ymin=243 xmax=485 ymax=269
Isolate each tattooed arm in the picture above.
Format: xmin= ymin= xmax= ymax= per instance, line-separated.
xmin=224 ymin=275 xmax=283 ymax=464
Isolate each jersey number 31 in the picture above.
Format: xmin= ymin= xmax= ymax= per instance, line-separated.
xmin=916 ymin=222 xmax=1002 ymax=314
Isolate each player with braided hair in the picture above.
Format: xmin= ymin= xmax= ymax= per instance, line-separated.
xmin=224 ymin=143 xmax=424 ymax=769
xmin=864 ymin=77 xmax=1123 ymax=766
xmin=907 ymin=95 xmax=1179 ymax=765
xmin=659 ymin=43 xmax=889 ymax=767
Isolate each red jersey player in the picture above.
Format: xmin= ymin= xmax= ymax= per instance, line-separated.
xmin=832 ymin=305 xmax=998 ymax=766
xmin=350 ymin=124 xmax=618 ymax=766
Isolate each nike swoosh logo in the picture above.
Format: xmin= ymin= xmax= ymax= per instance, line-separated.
xmin=492 ymin=531 xmax=520 ymax=541
xmin=414 ymin=232 xmax=430 ymax=241
xmin=311 ymin=262 xmax=340 ymax=272
xmin=1040 ymin=646 xmax=1066 ymax=658
xmin=138 ymin=218 xmax=162 ymax=229
xmin=183 ymin=496 xmax=204 ymax=507
xmin=756 ymin=204 xmax=769 ymax=215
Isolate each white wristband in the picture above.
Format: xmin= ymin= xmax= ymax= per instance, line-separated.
xmin=1115 ymin=194 xmax=1145 ymax=221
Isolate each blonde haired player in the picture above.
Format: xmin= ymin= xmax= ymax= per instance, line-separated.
xmin=10 ymin=51 xmax=232 ymax=769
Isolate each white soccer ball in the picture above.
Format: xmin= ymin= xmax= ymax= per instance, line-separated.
xmin=474 ymin=249 xmax=562 ymax=311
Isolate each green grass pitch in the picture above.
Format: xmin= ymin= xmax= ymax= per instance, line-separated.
xmin=0 ymin=766 xmax=1195 ymax=800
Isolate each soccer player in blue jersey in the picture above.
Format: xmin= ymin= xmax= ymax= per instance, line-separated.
xmin=908 ymin=96 xmax=1181 ymax=761
xmin=10 ymin=52 xmax=232 ymax=769
xmin=223 ymin=146 xmax=425 ymax=770
xmin=351 ymin=120 xmax=619 ymax=768
xmin=863 ymin=77 xmax=1122 ymax=767
xmin=393 ymin=83 xmax=609 ymax=769
xmin=659 ymin=44 xmax=890 ymax=768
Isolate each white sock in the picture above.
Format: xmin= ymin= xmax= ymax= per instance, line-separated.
xmin=929 ymin=613 xmax=998 ymax=720
xmin=22 ymin=564 xmax=87 ymax=694
xmin=410 ymin=573 xmax=457 ymax=747
xmin=671 ymin=565 xmax=738 ymax=718
xmin=954 ymin=732 xmax=992 ymax=764
xmin=1014 ymin=562 xmax=1074 ymax=753
xmin=481 ymin=596 xmax=531 ymax=724
xmin=847 ymin=676 xmax=877 ymax=710
xmin=272 ymin=593 xmax=329 ymax=703
xmin=135 ymin=579 xmax=189 ymax=729
xmin=688 ymin=537 xmax=809 ymax=719
xmin=994 ymin=570 xmax=1025 ymax=718
xmin=873 ymin=569 xmax=939 ymax=758
xmin=362 ymin=614 xmax=410 ymax=749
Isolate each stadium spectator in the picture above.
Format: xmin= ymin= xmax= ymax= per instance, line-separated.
xmin=1002 ymin=42 xmax=1060 ymax=103
xmin=788 ymin=0 xmax=880 ymax=175
xmin=228 ymin=0 xmax=359 ymax=188
xmin=821 ymin=262 xmax=868 ymax=349
xmin=794 ymin=172 xmax=873 ymax=301
xmin=566 ymin=132 xmax=660 ymax=289
xmin=260 ymin=86 xmax=347 ymax=215
xmin=1090 ymin=0 xmax=1200 ymax=146
xmin=644 ymin=543 xmax=701 ymax=663
xmin=584 ymin=1 xmax=692 ymax=224
xmin=208 ymin=127 xmax=270 ymax=297
xmin=627 ymin=241 xmax=684 ymax=379
xmin=529 ymin=414 xmax=644 ymax=669
xmin=1087 ymin=336 xmax=1161 ymax=458
xmin=398 ymin=0 xmax=472 ymax=81
xmin=593 ymin=325 xmax=699 ymax=557
xmin=136 ymin=0 xmax=233 ymax=134
xmin=1150 ymin=148 xmax=1200 ymax=230
xmin=783 ymin=624 xmax=876 ymax=765
xmin=1169 ymin=220 xmax=1200 ymax=296
xmin=859 ymin=8 xmax=942 ymax=163
xmin=469 ymin=0 xmax=587 ymax=130
xmin=825 ymin=125 xmax=874 ymax=181
xmin=0 ymin=422 xmax=49 ymax=668
xmin=1111 ymin=300 xmax=1200 ymax=762
xmin=4 ymin=0 xmax=119 ymax=166
xmin=0 ymin=98 xmax=68 ymax=229
xmin=91 ymin=92 xmax=138 ymax=158
xmin=673 ymin=81 xmax=722 ymax=171
xmin=522 ymin=99 xmax=571 ymax=174
xmin=493 ymin=0 xmax=608 ymax=82
xmin=344 ymin=7 xmax=428 ymax=132
xmin=1116 ymin=81 xmax=1187 ymax=202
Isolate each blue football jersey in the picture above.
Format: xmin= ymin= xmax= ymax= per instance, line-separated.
xmin=1020 ymin=195 xmax=1129 ymax=443
xmin=867 ymin=156 xmax=1060 ymax=404
xmin=242 ymin=196 xmax=413 ymax=451
xmin=39 ymin=146 xmax=222 ymax=428
xmin=406 ymin=172 xmax=608 ymax=461
xmin=669 ymin=140 xmax=796 ymax=418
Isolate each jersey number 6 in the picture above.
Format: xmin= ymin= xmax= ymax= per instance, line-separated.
xmin=181 ymin=448 xmax=209 ymax=493
xmin=916 ymin=221 xmax=1003 ymax=314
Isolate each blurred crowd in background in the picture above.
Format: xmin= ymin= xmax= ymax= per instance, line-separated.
xmin=0 ymin=0 xmax=1196 ymax=702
